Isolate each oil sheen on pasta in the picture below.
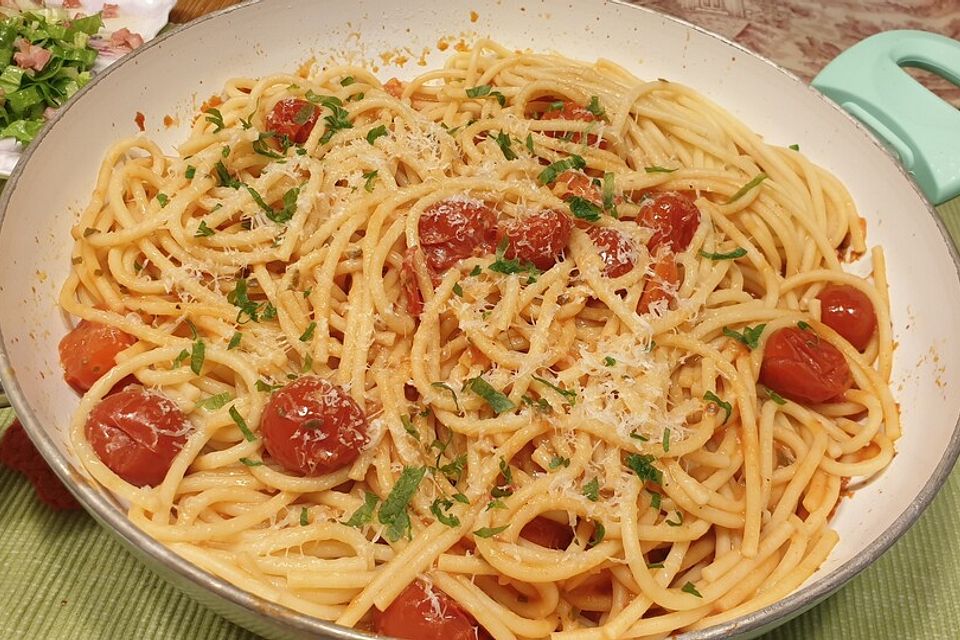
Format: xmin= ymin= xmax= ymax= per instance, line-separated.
xmin=59 ymin=40 xmax=898 ymax=639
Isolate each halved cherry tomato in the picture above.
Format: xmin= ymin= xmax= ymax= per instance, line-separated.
xmin=499 ymin=209 xmax=574 ymax=270
xmin=638 ymin=191 xmax=701 ymax=253
xmin=759 ymin=326 xmax=853 ymax=404
xmin=373 ymin=580 xmax=489 ymax=640
xmin=85 ymin=387 xmax=190 ymax=487
xmin=261 ymin=376 xmax=368 ymax=475
xmin=539 ymin=99 xmax=604 ymax=147
xmin=520 ymin=515 xmax=575 ymax=550
xmin=639 ymin=255 xmax=679 ymax=313
xmin=587 ymin=227 xmax=636 ymax=278
xmin=816 ymin=284 xmax=877 ymax=352
xmin=419 ymin=199 xmax=498 ymax=273
xmin=58 ymin=320 xmax=137 ymax=393
xmin=557 ymin=171 xmax=601 ymax=204
xmin=265 ymin=98 xmax=320 ymax=145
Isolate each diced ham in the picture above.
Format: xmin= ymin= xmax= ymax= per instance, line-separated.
xmin=102 ymin=3 xmax=119 ymax=18
xmin=109 ymin=28 xmax=144 ymax=52
xmin=13 ymin=38 xmax=52 ymax=72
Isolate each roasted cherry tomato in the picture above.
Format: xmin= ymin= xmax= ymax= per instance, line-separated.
xmin=816 ymin=284 xmax=877 ymax=352
xmin=638 ymin=191 xmax=701 ymax=253
xmin=639 ymin=255 xmax=679 ymax=313
xmin=499 ymin=209 xmax=574 ymax=270
xmin=759 ymin=326 xmax=853 ymax=404
xmin=373 ymin=580 xmax=488 ymax=640
xmin=587 ymin=227 xmax=636 ymax=278
xmin=539 ymin=99 xmax=604 ymax=147
xmin=557 ymin=171 xmax=601 ymax=204
xmin=265 ymin=98 xmax=321 ymax=145
xmin=58 ymin=320 xmax=137 ymax=393
xmin=419 ymin=199 xmax=498 ymax=273
xmin=520 ymin=515 xmax=575 ymax=550
xmin=85 ymin=387 xmax=190 ymax=487
xmin=261 ymin=376 xmax=368 ymax=475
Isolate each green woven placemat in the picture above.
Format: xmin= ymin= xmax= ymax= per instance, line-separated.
xmin=3 ymin=197 xmax=960 ymax=639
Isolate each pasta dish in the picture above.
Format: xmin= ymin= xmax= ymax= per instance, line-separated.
xmin=57 ymin=41 xmax=898 ymax=639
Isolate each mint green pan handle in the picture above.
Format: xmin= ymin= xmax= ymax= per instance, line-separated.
xmin=812 ymin=30 xmax=960 ymax=206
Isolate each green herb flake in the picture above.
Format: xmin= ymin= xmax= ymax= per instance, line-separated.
xmin=602 ymin=172 xmax=618 ymax=217
xmin=252 ymin=132 xmax=284 ymax=159
xmin=438 ymin=454 xmax=466 ymax=483
xmin=629 ymin=430 xmax=650 ymax=442
xmin=362 ymin=170 xmax=378 ymax=192
xmin=452 ymin=492 xmax=470 ymax=504
xmin=587 ymin=521 xmax=606 ymax=549
xmin=378 ymin=466 xmax=427 ymax=541
xmin=722 ymin=324 xmax=766 ymax=350
xmin=299 ymin=321 xmax=317 ymax=342
xmin=548 ymin=456 xmax=570 ymax=469
xmin=340 ymin=76 xmax=356 ymax=86
xmin=761 ymin=385 xmax=787 ymax=405
xmin=255 ymin=379 xmax=283 ymax=393
xmin=185 ymin=165 xmax=196 ymax=179
xmin=301 ymin=352 xmax=314 ymax=373
xmin=156 ymin=193 xmax=169 ymax=207
xmin=366 ymin=124 xmax=388 ymax=144
xmin=299 ymin=507 xmax=309 ymax=526
xmin=196 ymin=392 xmax=232 ymax=411
xmin=213 ymin=161 xmax=240 ymax=189
xmin=586 ymin=95 xmax=605 ymax=118
xmin=488 ymin=237 xmax=541 ymax=277
xmin=644 ymin=166 xmax=678 ymax=174
xmin=662 ymin=428 xmax=671 ymax=453
xmin=531 ymin=374 xmax=577 ymax=406
xmin=525 ymin=133 xmax=534 ymax=154
xmin=172 ymin=349 xmax=190 ymax=368
xmin=228 ymin=331 xmax=242 ymax=350
xmin=239 ymin=457 xmax=263 ymax=467
xmin=727 ymin=173 xmax=768 ymax=203
xmin=430 ymin=498 xmax=461 ymax=527
xmin=538 ymin=154 xmax=586 ymax=185
xmin=625 ymin=453 xmax=663 ymax=485
xmin=699 ymin=247 xmax=747 ymax=260
xmin=229 ymin=406 xmax=257 ymax=442
xmin=190 ymin=339 xmax=205 ymax=375
xmin=665 ymin=511 xmax=684 ymax=527
xmin=647 ymin=561 xmax=665 ymax=569
xmin=465 ymin=84 xmax=492 ymax=98
xmin=797 ymin=320 xmax=811 ymax=331
xmin=400 ymin=414 xmax=420 ymax=441
xmin=789 ymin=144 xmax=800 ymax=151
xmin=343 ymin=491 xmax=380 ymax=528
xmin=603 ymin=356 xmax=617 ymax=367
xmin=648 ymin=490 xmax=662 ymax=510
xmin=567 ymin=196 xmax=601 ymax=222
xmin=493 ymin=131 xmax=517 ymax=160
xmin=468 ymin=376 xmax=515 ymax=414
xmin=469 ymin=265 xmax=482 ymax=277
xmin=583 ymin=477 xmax=600 ymax=502
xmin=682 ymin=581 xmax=703 ymax=597
xmin=473 ymin=525 xmax=509 ymax=538
xmin=195 ymin=220 xmax=215 ymax=238
xmin=703 ymin=390 xmax=732 ymax=424
xmin=205 ymin=107 xmax=225 ymax=132
xmin=431 ymin=381 xmax=462 ymax=413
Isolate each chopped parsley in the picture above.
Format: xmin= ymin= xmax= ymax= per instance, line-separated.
xmin=299 ymin=321 xmax=317 ymax=342
xmin=190 ymin=339 xmax=205 ymax=375
xmin=797 ymin=320 xmax=811 ymax=331
xmin=586 ymin=95 xmax=605 ymax=117
xmin=662 ymin=428 xmax=671 ymax=453
xmin=494 ymin=131 xmax=517 ymax=160
xmin=244 ymin=184 xmax=300 ymax=224
xmin=648 ymin=490 xmax=662 ymax=510
xmin=299 ymin=507 xmax=309 ymax=526
xmin=531 ymin=374 xmax=577 ymax=406
xmin=625 ymin=453 xmax=663 ymax=485
xmin=602 ymin=172 xmax=618 ymax=217
xmin=468 ymin=376 xmax=515 ymax=414
xmin=205 ymin=107 xmax=225 ymax=132
xmin=185 ymin=165 xmax=196 ymax=179
xmin=665 ymin=511 xmax=684 ymax=527
xmin=430 ymin=498 xmax=461 ymax=527
xmin=473 ymin=525 xmax=509 ymax=538
xmin=228 ymin=331 xmax=242 ymax=350
xmin=196 ymin=392 xmax=232 ymax=411
xmin=362 ymin=170 xmax=378 ymax=192
xmin=378 ymin=466 xmax=427 ymax=541
xmin=315 ymin=95 xmax=352 ymax=143
xmin=700 ymin=247 xmax=747 ymax=260
xmin=213 ymin=161 xmax=240 ymax=189
xmin=340 ymin=76 xmax=356 ymax=86
xmin=252 ymin=131 xmax=285 ymax=159
xmin=343 ymin=491 xmax=379 ymax=528
xmin=172 ymin=349 xmax=190 ymax=368
xmin=567 ymin=196 xmax=601 ymax=222
xmin=400 ymin=414 xmax=420 ymax=441
xmin=194 ymin=220 xmax=215 ymax=237
xmin=583 ymin=477 xmax=600 ymax=502
xmin=761 ymin=385 xmax=787 ymax=405
xmin=789 ymin=143 xmax=800 ymax=151
xmin=587 ymin=521 xmax=606 ymax=548
xmin=682 ymin=581 xmax=703 ymax=597
xmin=227 ymin=278 xmax=272 ymax=324
xmin=525 ymin=133 xmax=534 ymax=154
xmin=465 ymin=84 xmax=506 ymax=106
xmin=229 ymin=406 xmax=256 ymax=442
xmin=703 ymin=390 xmax=732 ymax=424
xmin=238 ymin=457 xmax=263 ymax=467
xmin=722 ymin=324 xmax=766 ymax=349
xmin=366 ymin=124 xmax=388 ymax=144
xmin=548 ymin=456 xmax=570 ymax=469
xmin=431 ymin=381 xmax=462 ymax=413
xmin=452 ymin=282 xmax=464 ymax=297
xmin=538 ymin=154 xmax=586 ymax=185
xmin=488 ymin=237 xmax=541 ymax=277
xmin=255 ymin=379 xmax=283 ymax=393
xmin=629 ymin=430 xmax=649 ymax=442
xmin=604 ymin=356 xmax=617 ymax=367
xmin=156 ymin=193 xmax=169 ymax=207
xmin=727 ymin=173 xmax=768 ymax=203
xmin=644 ymin=166 xmax=678 ymax=174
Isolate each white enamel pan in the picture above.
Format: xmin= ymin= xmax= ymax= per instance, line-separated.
xmin=2 ymin=1 xmax=959 ymax=638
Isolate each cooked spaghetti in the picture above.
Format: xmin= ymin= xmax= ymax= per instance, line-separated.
xmin=58 ymin=40 xmax=898 ymax=639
